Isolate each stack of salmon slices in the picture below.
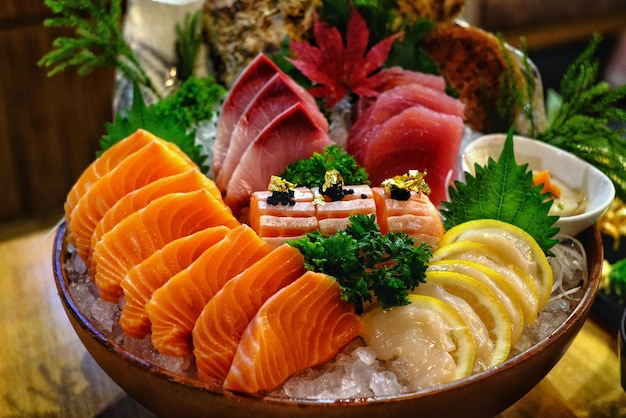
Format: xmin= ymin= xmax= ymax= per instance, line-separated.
xmin=64 ymin=129 xmax=362 ymax=393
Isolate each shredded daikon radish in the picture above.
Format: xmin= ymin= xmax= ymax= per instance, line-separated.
xmin=548 ymin=236 xmax=588 ymax=302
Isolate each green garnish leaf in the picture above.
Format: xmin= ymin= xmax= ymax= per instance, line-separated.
xmin=280 ymin=145 xmax=370 ymax=188
xmin=38 ymin=0 xmax=160 ymax=98
xmin=608 ymin=258 xmax=626 ymax=301
xmin=100 ymin=82 xmax=207 ymax=171
xmin=174 ymin=10 xmax=203 ymax=82
xmin=289 ymin=214 xmax=432 ymax=314
xmin=441 ymin=128 xmax=559 ymax=255
xmin=537 ymin=34 xmax=626 ymax=202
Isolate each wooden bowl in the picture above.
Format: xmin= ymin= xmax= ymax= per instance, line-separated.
xmin=53 ymin=222 xmax=602 ymax=418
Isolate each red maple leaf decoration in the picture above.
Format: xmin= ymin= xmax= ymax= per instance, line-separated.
xmin=288 ymin=7 xmax=402 ymax=108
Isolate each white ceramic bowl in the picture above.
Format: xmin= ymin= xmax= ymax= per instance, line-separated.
xmin=461 ymin=134 xmax=615 ymax=237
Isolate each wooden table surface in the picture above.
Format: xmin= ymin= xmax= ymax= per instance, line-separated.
xmin=1 ymin=228 xmax=626 ymax=417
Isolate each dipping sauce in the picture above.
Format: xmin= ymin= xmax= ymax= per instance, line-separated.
xmin=541 ymin=173 xmax=587 ymax=217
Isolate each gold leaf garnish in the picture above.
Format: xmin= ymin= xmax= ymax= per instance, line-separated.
xmin=382 ymin=170 xmax=431 ymax=197
xmin=268 ymin=175 xmax=296 ymax=193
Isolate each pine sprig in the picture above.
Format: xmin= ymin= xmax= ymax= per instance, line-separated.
xmin=174 ymin=10 xmax=203 ymax=83
xmin=38 ymin=0 xmax=160 ymax=98
xmin=538 ymin=34 xmax=626 ymax=201
xmin=441 ymin=129 xmax=560 ymax=256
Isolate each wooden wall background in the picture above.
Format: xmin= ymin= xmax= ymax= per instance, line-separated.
xmin=0 ymin=1 xmax=114 ymax=238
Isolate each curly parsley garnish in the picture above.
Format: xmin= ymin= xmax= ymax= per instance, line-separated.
xmin=289 ymin=214 xmax=431 ymax=314
xmin=280 ymin=145 xmax=370 ymax=188
xmin=441 ymin=128 xmax=560 ymax=256
xmin=100 ymin=78 xmax=223 ymax=172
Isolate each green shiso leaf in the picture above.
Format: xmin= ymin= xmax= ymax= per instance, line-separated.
xmin=440 ymin=128 xmax=560 ymax=256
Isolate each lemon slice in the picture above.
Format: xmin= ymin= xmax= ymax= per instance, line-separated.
xmin=427 ymin=259 xmax=526 ymax=346
xmin=432 ymin=241 xmax=540 ymax=324
xmin=361 ymin=295 xmax=475 ymax=391
xmin=415 ymin=281 xmax=494 ymax=373
xmin=422 ymin=270 xmax=511 ymax=368
xmin=439 ymin=219 xmax=553 ymax=309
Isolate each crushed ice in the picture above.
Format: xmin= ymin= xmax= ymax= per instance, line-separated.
xmin=64 ymin=237 xmax=586 ymax=399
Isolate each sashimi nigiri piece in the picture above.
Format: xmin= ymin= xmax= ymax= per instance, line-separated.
xmin=90 ymin=169 xmax=223 ymax=262
xmin=64 ymin=129 xmax=162 ymax=223
xmin=193 ymin=244 xmax=306 ymax=382
xmin=313 ymin=185 xmax=377 ymax=235
xmin=224 ymin=103 xmax=333 ymax=215
xmin=372 ymin=187 xmax=444 ymax=248
xmin=119 ymin=225 xmax=230 ymax=339
xmin=347 ymin=84 xmax=465 ymax=163
xmin=213 ymin=54 xmax=280 ymax=178
xmin=248 ymin=187 xmax=317 ymax=247
xmin=147 ymin=224 xmax=272 ymax=356
xmin=92 ymin=189 xmax=239 ymax=302
xmin=69 ymin=139 xmax=196 ymax=262
xmin=361 ymin=106 xmax=464 ymax=207
xmin=215 ymin=72 xmax=328 ymax=191
xmin=223 ymin=271 xmax=362 ymax=393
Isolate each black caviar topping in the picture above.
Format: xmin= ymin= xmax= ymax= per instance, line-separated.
xmin=267 ymin=190 xmax=296 ymax=206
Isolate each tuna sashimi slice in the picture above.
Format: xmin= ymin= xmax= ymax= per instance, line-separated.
xmin=69 ymin=139 xmax=196 ymax=263
xmin=91 ymin=190 xmax=239 ymax=302
xmin=90 ymin=169 xmax=222 ymax=270
xmin=223 ymin=271 xmax=362 ymax=393
xmin=64 ymin=129 xmax=170 ymax=224
xmin=373 ymin=66 xmax=447 ymax=92
xmin=119 ymin=225 xmax=230 ymax=339
xmin=224 ymin=103 xmax=333 ymax=215
xmin=146 ymin=224 xmax=272 ymax=357
xmin=361 ymin=105 xmax=464 ymax=207
xmin=215 ymin=72 xmax=328 ymax=191
xmin=193 ymin=244 xmax=305 ymax=382
xmin=372 ymin=187 xmax=444 ymax=249
xmin=213 ymin=54 xmax=280 ymax=178
xmin=348 ymin=83 xmax=465 ymax=163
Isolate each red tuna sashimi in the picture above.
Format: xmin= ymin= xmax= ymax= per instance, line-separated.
xmin=347 ymin=84 xmax=464 ymax=164
xmin=215 ymin=72 xmax=328 ymax=191
xmin=69 ymin=139 xmax=196 ymax=263
xmin=193 ymin=244 xmax=305 ymax=382
xmin=213 ymin=54 xmax=280 ymax=179
xmin=64 ymin=129 xmax=158 ymax=223
xmin=374 ymin=66 xmax=447 ymax=92
xmin=223 ymin=271 xmax=362 ymax=393
xmin=92 ymin=190 xmax=239 ymax=302
xmin=361 ymin=105 xmax=464 ymax=207
xmin=146 ymin=224 xmax=272 ymax=356
xmin=224 ymin=103 xmax=333 ymax=215
xmin=119 ymin=225 xmax=230 ymax=339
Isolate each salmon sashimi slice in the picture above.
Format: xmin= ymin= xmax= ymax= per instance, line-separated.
xmin=223 ymin=271 xmax=362 ymax=393
xmin=90 ymin=169 xmax=222 ymax=265
xmin=92 ymin=189 xmax=239 ymax=302
xmin=313 ymin=185 xmax=377 ymax=235
xmin=146 ymin=224 xmax=272 ymax=356
xmin=193 ymin=244 xmax=306 ymax=382
xmin=64 ymin=129 xmax=157 ymax=224
xmin=249 ymin=187 xmax=318 ymax=244
xmin=372 ymin=187 xmax=444 ymax=248
xmin=68 ymin=139 xmax=196 ymax=262
xmin=119 ymin=225 xmax=230 ymax=339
